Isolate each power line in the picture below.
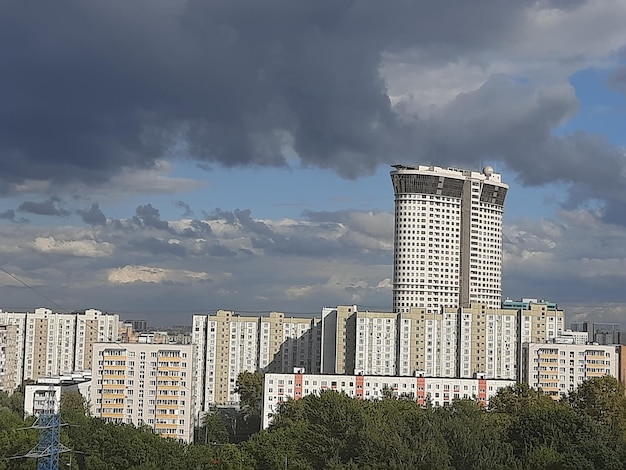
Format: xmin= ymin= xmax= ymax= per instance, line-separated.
xmin=0 ymin=266 xmax=72 ymax=314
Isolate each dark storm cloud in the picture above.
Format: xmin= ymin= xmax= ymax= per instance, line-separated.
xmin=78 ymin=203 xmax=107 ymax=226
xmin=2 ymin=0 xmax=622 ymax=217
xmin=133 ymin=204 xmax=170 ymax=230
xmin=0 ymin=0 xmax=559 ymax=185
xmin=414 ymin=75 xmax=626 ymax=221
xmin=17 ymin=198 xmax=70 ymax=217
xmin=206 ymin=244 xmax=237 ymax=257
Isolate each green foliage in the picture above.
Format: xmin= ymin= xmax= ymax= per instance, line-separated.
xmin=235 ymin=371 xmax=264 ymax=417
xmin=195 ymin=408 xmax=229 ymax=445
xmin=2 ymin=377 xmax=626 ymax=469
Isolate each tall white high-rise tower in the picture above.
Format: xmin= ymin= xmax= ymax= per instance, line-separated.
xmin=390 ymin=165 xmax=508 ymax=314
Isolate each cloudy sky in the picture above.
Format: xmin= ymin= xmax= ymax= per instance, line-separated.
xmin=1 ymin=0 xmax=625 ymax=326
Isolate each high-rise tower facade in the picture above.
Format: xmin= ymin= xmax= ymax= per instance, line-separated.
xmin=390 ymin=165 xmax=508 ymax=314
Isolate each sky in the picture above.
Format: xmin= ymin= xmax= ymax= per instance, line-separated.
xmin=0 ymin=0 xmax=625 ymax=326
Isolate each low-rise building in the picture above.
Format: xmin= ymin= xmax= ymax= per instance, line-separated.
xmin=261 ymin=371 xmax=515 ymax=429
xmin=24 ymin=372 xmax=92 ymax=417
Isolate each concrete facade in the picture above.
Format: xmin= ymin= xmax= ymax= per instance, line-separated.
xmin=262 ymin=372 xmax=515 ymax=429
xmin=390 ymin=165 xmax=508 ymax=314
xmin=91 ymin=343 xmax=194 ymax=443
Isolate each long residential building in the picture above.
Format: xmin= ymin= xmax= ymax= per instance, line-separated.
xmin=261 ymin=371 xmax=516 ymax=429
xmin=320 ymin=301 xmax=563 ymax=381
xmin=390 ymin=164 xmax=508 ymax=314
xmin=0 ymin=308 xmax=119 ymax=391
xmin=91 ymin=342 xmax=194 ymax=443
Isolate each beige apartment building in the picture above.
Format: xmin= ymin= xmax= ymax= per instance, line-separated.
xmin=0 ymin=324 xmax=18 ymax=391
xmin=0 ymin=308 xmax=119 ymax=390
xmin=522 ymin=342 xmax=618 ymax=399
xmin=259 ymin=312 xmax=320 ymax=374
xmin=91 ymin=342 xmax=194 ymax=443
xmin=321 ymin=306 xmax=399 ymax=376
xmin=192 ymin=310 xmax=321 ymax=415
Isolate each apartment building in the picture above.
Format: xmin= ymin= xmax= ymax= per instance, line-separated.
xmin=192 ymin=310 xmax=260 ymax=409
xmin=259 ymin=312 xmax=320 ymax=374
xmin=192 ymin=310 xmax=321 ymax=415
xmin=321 ymin=306 xmax=399 ymax=376
xmin=0 ymin=324 xmax=18 ymax=391
xmin=91 ymin=343 xmax=194 ymax=443
xmin=521 ymin=342 xmax=618 ymax=399
xmin=390 ymin=165 xmax=508 ymax=314
xmin=452 ymin=304 xmax=518 ymax=380
xmin=261 ymin=371 xmax=515 ymax=428
xmin=0 ymin=308 xmax=119 ymax=390
xmin=502 ymin=298 xmax=565 ymax=344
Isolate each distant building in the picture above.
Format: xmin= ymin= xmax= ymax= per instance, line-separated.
xmin=553 ymin=330 xmax=589 ymax=345
xmin=126 ymin=319 xmax=148 ymax=332
xmin=570 ymin=322 xmax=626 ymax=345
xmin=90 ymin=343 xmax=194 ymax=443
xmin=521 ymin=342 xmax=619 ymax=399
xmin=24 ymin=372 xmax=92 ymax=417
xmin=390 ymin=164 xmax=508 ymax=314
xmin=261 ymin=371 xmax=515 ymax=429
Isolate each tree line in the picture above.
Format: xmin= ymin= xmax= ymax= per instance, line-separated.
xmin=1 ymin=374 xmax=626 ymax=469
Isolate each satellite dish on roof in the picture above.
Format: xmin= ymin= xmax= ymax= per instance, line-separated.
xmin=483 ymin=166 xmax=494 ymax=177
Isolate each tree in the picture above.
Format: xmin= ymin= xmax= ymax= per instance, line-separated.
xmin=489 ymin=383 xmax=555 ymax=415
xmin=234 ymin=372 xmax=263 ymax=417
xmin=196 ymin=408 xmax=229 ymax=445
xmin=564 ymin=376 xmax=626 ymax=429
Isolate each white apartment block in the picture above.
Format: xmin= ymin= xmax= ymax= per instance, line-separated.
xmin=262 ymin=372 xmax=515 ymax=428
xmin=24 ymin=372 xmax=91 ymax=416
xmin=91 ymin=343 xmax=194 ymax=443
xmin=390 ymin=165 xmax=508 ymax=314
xmin=0 ymin=308 xmax=119 ymax=389
xmin=352 ymin=310 xmax=398 ymax=376
xmin=521 ymin=343 xmax=619 ymax=399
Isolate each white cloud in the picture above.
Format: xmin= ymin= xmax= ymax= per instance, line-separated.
xmin=107 ymin=265 xmax=210 ymax=284
xmin=31 ymin=236 xmax=114 ymax=258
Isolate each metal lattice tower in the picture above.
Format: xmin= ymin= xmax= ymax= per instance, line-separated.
xmin=21 ymin=387 xmax=70 ymax=470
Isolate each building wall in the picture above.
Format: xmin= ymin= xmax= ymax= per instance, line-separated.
xmin=24 ymin=374 xmax=91 ymax=416
xmin=91 ymin=343 xmax=194 ymax=443
xmin=193 ymin=310 xmax=321 ymax=416
xmin=261 ymin=372 xmax=515 ymax=429
xmin=390 ymin=165 xmax=508 ymax=314
xmin=0 ymin=325 xmax=17 ymax=391
xmin=0 ymin=312 xmax=26 ymax=390
xmin=522 ymin=343 xmax=619 ymax=399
